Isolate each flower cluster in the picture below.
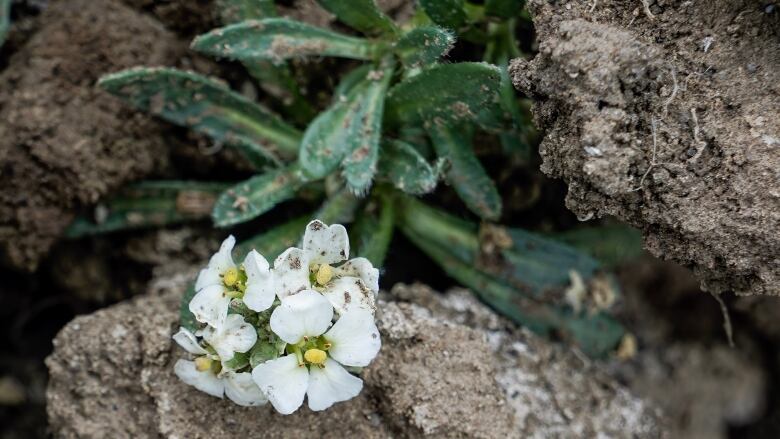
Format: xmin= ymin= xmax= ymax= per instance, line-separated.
xmin=172 ymin=220 xmax=381 ymax=414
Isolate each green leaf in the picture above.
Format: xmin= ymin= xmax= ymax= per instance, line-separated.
xmin=551 ymin=225 xmax=644 ymax=268
xmin=485 ymin=0 xmax=525 ymax=18
xmin=217 ymin=0 xmax=277 ymax=22
xmin=378 ymin=140 xmax=441 ymax=195
xmin=398 ymin=197 xmax=601 ymax=299
xmin=385 ymin=62 xmax=504 ymax=131
xmin=224 ymin=352 xmax=250 ymax=370
xmin=250 ymin=340 xmax=281 ymax=368
xmin=191 ymin=18 xmax=389 ymax=62
xmin=394 ymin=26 xmax=455 ymax=70
xmin=212 ymin=164 xmax=304 ymax=227
xmin=331 ymin=65 xmax=372 ymax=104
xmin=428 ymin=124 xmax=502 ymax=220
xmin=316 ymin=0 xmax=397 ymax=36
xmin=179 ymin=285 xmax=199 ymax=333
xmin=351 ymin=192 xmax=394 ymax=266
xmin=0 ymin=0 xmax=10 ymax=48
xmin=234 ymin=215 xmax=310 ymax=260
xmin=315 ymin=189 xmax=362 ymax=225
xmin=300 ymin=59 xmax=395 ymax=193
xmin=341 ymin=60 xmax=395 ymax=194
xmin=65 ymin=181 xmax=229 ymax=238
xmin=404 ymin=226 xmax=624 ymax=357
xmin=216 ymin=0 xmax=317 ymax=126
xmin=98 ymin=68 xmax=301 ymax=163
xmin=420 ymin=0 xmax=466 ymax=29
xmin=397 ymin=198 xmax=624 ymax=357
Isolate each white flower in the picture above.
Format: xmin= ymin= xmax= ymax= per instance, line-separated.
xmin=172 ymin=327 xmax=266 ymax=406
xmin=251 ymin=290 xmax=381 ymax=414
xmin=274 ymin=220 xmax=380 ymax=315
xmin=241 ymin=249 xmax=276 ymax=312
xmin=198 ymin=314 xmax=257 ymax=362
xmin=190 ymin=237 xmax=277 ymax=328
xmin=189 ymin=236 xmax=237 ymax=328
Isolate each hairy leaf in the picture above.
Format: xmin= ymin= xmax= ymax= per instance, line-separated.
xmin=331 ymin=65 xmax=372 ymax=104
xmin=212 ymin=165 xmax=304 ymax=227
xmin=300 ymin=60 xmax=394 ymax=193
xmin=98 ymin=68 xmax=301 ymax=163
xmin=341 ymin=60 xmax=395 ymax=194
xmin=419 ymin=0 xmax=466 ymax=29
xmin=385 ymin=62 xmax=504 ymax=130
xmin=394 ymin=26 xmax=455 ymax=70
xmin=316 ymin=0 xmax=397 ymax=36
xmin=428 ymin=124 xmax=502 ymax=220
xmin=378 ymin=140 xmax=440 ymax=195
xmin=192 ymin=18 xmax=388 ymax=62
xmin=66 ymin=181 xmax=229 ymax=237
xmin=216 ymin=0 xmax=316 ymax=126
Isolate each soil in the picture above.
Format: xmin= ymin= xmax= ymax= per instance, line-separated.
xmin=1 ymin=0 xmax=779 ymax=437
xmin=510 ymin=0 xmax=780 ymax=296
xmin=45 ymin=275 xmax=666 ymax=438
xmin=0 ymin=0 xmax=186 ymax=271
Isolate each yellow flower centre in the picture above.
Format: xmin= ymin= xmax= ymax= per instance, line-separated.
xmin=304 ymin=348 xmax=327 ymax=365
xmin=223 ymin=267 xmax=239 ymax=287
xmin=315 ymin=264 xmax=334 ymax=285
xmin=194 ymin=356 xmax=213 ymax=372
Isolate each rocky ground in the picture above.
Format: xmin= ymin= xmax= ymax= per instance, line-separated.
xmin=511 ymin=0 xmax=779 ymax=296
xmin=46 ymin=273 xmax=667 ymax=438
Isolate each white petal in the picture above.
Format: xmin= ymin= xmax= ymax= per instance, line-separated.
xmin=172 ymin=328 xmax=208 ymax=355
xmin=174 ymin=359 xmax=224 ymax=398
xmin=321 ymin=277 xmax=376 ymax=316
xmin=223 ymin=372 xmax=267 ymax=406
xmin=242 ymin=250 xmax=276 ymax=312
xmin=252 ymin=354 xmax=309 ymax=415
xmin=203 ymin=314 xmax=258 ymax=360
xmin=194 ymin=267 xmax=222 ymax=291
xmin=336 ymin=257 xmax=379 ymax=295
xmin=324 ymin=309 xmax=381 ymax=367
xmin=273 ymin=247 xmax=311 ymax=299
xmin=189 ymin=284 xmax=231 ymax=328
xmin=306 ymin=359 xmax=363 ymax=411
xmin=302 ymin=220 xmax=349 ymax=265
xmin=208 ymin=235 xmax=236 ymax=274
xmin=270 ymin=290 xmax=333 ymax=344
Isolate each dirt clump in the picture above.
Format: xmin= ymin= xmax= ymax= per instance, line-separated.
xmin=46 ymin=274 xmax=666 ymax=437
xmin=510 ymin=0 xmax=779 ymax=295
xmin=0 ymin=0 xmax=186 ymax=271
